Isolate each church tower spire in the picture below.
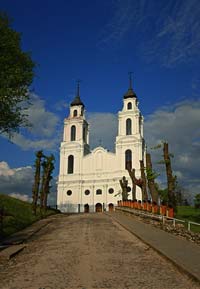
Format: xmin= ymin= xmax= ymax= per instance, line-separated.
xmin=70 ymin=80 xmax=85 ymax=107
xmin=124 ymin=72 xmax=137 ymax=99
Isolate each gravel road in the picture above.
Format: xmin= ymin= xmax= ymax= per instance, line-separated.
xmin=0 ymin=213 xmax=199 ymax=289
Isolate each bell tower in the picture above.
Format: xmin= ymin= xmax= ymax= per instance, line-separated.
xmin=115 ymin=74 xmax=145 ymax=176
xmin=59 ymin=82 xmax=90 ymax=178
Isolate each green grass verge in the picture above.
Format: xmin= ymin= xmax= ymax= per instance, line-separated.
xmin=0 ymin=193 xmax=60 ymax=238
xmin=175 ymin=206 xmax=200 ymax=233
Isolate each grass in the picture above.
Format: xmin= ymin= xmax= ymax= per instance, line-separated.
xmin=175 ymin=206 xmax=200 ymax=233
xmin=0 ymin=193 xmax=60 ymax=239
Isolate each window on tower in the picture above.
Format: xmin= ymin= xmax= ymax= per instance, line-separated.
xmin=127 ymin=102 xmax=132 ymax=110
xmin=68 ymin=155 xmax=74 ymax=174
xmin=83 ymin=126 xmax=87 ymax=143
xmin=71 ymin=125 xmax=76 ymax=141
xmin=126 ymin=118 xmax=132 ymax=135
xmin=73 ymin=110 xmax=77 ymax=117
xmin=125 ymin=149 xmax=132 ymax=170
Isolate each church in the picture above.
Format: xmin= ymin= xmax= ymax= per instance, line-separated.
xmin=57 ymin=77 xmax=146 ymax=213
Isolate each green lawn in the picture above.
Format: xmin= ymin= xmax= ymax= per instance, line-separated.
xmin=0 ymin=193 xmax=59 ymax=239
xmin=175 ymin=206 xmax=200 ymax=233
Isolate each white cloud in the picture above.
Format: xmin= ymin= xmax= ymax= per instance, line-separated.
xmin=0 ymin=161 xmax=15 ymax=176
xmin=144 ymin=99 xmax=200 ymax=200
xmin=1 ymin=93 xmax=62 ymax=151
xmin=0 ymin=161 xmax=57 ymax=206
xmin=9 ymin=193 xmax=30 ymax=202
xmin=98 ymin=0 xmax=200 ymax=66
xmin=0 ymin=162 xmax=33 ymax=197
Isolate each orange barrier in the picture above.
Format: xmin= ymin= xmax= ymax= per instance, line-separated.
xmin=167 ymin=207 xmax=174 ymax=218
xmin=160 ymin=205 xmax=167 ymax=216
xmin=142 ymin=202 xmax=147 ymax=211
xmin=118 ymin=200 xmax=174 ymax=218
xmin=152 ymin=204 xmax=158 ymax=214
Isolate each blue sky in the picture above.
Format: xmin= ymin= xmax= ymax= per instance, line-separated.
xmin=0 ymin=0 xmax=200 ymax=204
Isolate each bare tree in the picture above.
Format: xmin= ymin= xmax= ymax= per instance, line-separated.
xmin=32 ymin=150 xmax=43 ymax=215
xmin=163 ymin=142 xmax=176 ymax=210
xmin=119 ymin=176 xmax=129 ymax=201
xmin=40 ymin=154 xmax=55 ymax=211
xmin=146 ymin=153 xmax=159 ymax=203
xmin=140 ymin=160 xmax=148 ymax=201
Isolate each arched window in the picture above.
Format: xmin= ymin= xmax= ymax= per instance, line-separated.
xmin=127 ymin=102 xmax=132 ymax=110
xmin=126 ymin=118 xmax=132 ymax=135
xmin=83 ymin=126 xmax=86 ymax=143
xmin=68 ymin=155 xmax=74 ymax=174
xmin=71 ymin=125 xmax=76 ymax=141
xmin=73 ymin=110 xmax=77 ymax=117
xmin=125 ymin=149 xmax=132 ymax=170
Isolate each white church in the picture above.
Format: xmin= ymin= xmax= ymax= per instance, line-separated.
xmin=57 ymin=77 xmax=145 ymax=213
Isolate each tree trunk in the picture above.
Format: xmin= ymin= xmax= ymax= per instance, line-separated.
xmin=127 ymin=169 xmax=136 ymax=200
xmin=32 ymin=151 xmax=43 ymax=215
xmin=140 ymin=160 xmax=148 ymax=201
xmin=163 ymin=142 xmax=176 ymax=210
xmin=146 ymin=153 xmax=158 ymax=203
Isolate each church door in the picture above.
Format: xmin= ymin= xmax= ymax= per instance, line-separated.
xmin=108 ymin=203 xmax=114 ymax=212
xmin=95 ymin=203 xmax=102 ymax=212
xmin=84 ymin=204 xmax=89 ymax=213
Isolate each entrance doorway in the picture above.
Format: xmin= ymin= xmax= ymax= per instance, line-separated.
xmin=95 ymin=203 xmax=102 ymax=212
xmin=108 ymin=203 xmax=114 ymax=212
xmin=84 ymin=204 xmax=89 ymax=213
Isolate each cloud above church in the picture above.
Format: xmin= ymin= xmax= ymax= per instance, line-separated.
xmin=87 ymin=112 xmax=118 ymax=152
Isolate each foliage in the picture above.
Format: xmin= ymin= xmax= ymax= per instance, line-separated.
xmin=146 ymin=167 xmax=159 ymax=181
xmin=0 ymin=194 xmax=58 ymax=238
xmin=194 ymin=194 xmax=200 ymax=209
xmin=0 ymin=12 xmax=35 ymax=136
xmin=155 ymin=184 xmax=168 ymax=204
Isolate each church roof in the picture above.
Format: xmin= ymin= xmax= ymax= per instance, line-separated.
xmin=124 ymin=87 xmax=137 ymax=99
xmin=70 ymin=95 xmax=84 ymax=107
xmin=70 ymin=81 xmax=85 ymax=107
xmin=123 ymin=73 xmax=137 ymax=99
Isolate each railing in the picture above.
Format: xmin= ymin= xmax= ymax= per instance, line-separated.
xmin=116 ymin=202 xmax=200 ymax=233
xmin=188 ymin=221 xmax=200 ymax=231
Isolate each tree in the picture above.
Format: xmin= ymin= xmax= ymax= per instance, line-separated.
xmin=163 ymin=142 xmax=177 ymax=210
xmin=119 ymin=176 xmax=129 ymax=201
xmin=127 ymin=168 xmax=136 ymax=200
xmin=194 ymin=194 xmax=200 ymax=209
xmin=140 ymin=160 xmax=148 ymax=201
xmin=32 ymin=150 xmax=44 ymax=215
xmin=146 ymin=153 xmax=159 ymax=203
xmin=0 ymin=13 xmax=35 ymax=136
xmin=40 ymin=154 xmax=55 ymax=211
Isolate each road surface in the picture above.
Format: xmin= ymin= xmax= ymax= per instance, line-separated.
xmin=0 ymin=213 xmax=199 ymax=289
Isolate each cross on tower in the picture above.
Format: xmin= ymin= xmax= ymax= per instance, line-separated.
xmin=128 ymin=72 xmax=133 ymax=89
xmin=76 ymin=79 xmax=81 ymax=96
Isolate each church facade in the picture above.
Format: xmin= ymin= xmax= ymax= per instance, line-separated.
xmin=57 ymin=79 xmax=145 ymax=213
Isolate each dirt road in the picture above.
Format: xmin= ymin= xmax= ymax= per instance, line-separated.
xmin=0 ymin=213 xmax=199 ymax=289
